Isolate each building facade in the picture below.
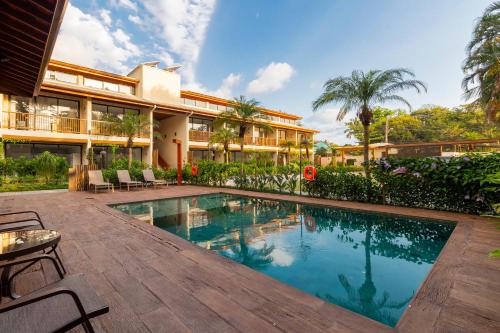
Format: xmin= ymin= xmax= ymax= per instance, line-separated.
xmin=0 ymin=60 xmax=318 ymax=168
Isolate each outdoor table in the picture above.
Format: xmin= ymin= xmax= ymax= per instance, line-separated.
xmin=0 ymin=229 xmax=62 ymax=299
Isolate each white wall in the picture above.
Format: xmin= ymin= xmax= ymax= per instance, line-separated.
xmin=157 ymin=114 xmax=189 ymax=168
xmin=128 ymin=64 xmax=181 ymax=104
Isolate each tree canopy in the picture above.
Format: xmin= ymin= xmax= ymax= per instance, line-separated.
xmin=345 ymin=104 xmax=499 ymax=144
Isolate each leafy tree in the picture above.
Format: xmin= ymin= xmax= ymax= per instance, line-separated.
xmin=208 ymin=127 xmax=238 ymax=163
xmin=312 ymin=69 xmax=426 ymax=176
xmin=462 ymin=1 xmax=500 ymax=122
xmin=215 ymin=96 xmax=273 ymax=169
xmin=345 ymin=104 xmax=499 ymax=144
xmin=35 ymin=151 xmax=57 ymax=184
xmin=105 ymin=111 xmax=156 ymax=168
xmin=279 ymin=139 xmax=296 ymax=165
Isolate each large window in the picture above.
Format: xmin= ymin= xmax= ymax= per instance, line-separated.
xmin=84 ymin=78 xmax=135 ymax=95
xmin=189 ymin=117 xmax=213 ymax=132
xmin=190 ymin=150 xmax=214 ymax=164
xmin=91 ymin=146 xmax=142 ymax=168
xmin=4 ymin=143 xmax=82 ymax=166
xmin=10 ymin=96 xmax=79 ymax=118
xmin=45 ymin=70 xmax=78 ymax=84
xmin=92 ymin=103 xmax=140 ymax=120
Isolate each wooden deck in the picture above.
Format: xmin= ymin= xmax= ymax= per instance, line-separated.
xmin=1 ymin=185 xmax=499 ymax=332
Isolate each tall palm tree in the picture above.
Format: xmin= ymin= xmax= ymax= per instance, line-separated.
xmin=208 ymin=127 xmax=237 ymax=163
xmin=106 ymin=111 xmax=156 ymax=168
xmin=462 ymin=2 xmax=500 ymax=122
xmin=279 ymin=139 xmax=296 ymax=165
xmin=312 ymin=69 xmax=426 ymax=176
xmin=215 ymin=96 xmax=273 ymax=169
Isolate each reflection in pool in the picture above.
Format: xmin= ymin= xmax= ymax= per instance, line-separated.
xmin=111 ymin=193 xmax=455 ymax=327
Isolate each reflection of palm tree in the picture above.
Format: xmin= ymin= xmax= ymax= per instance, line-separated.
xmin=324 ymin=222 xmax=413 ymax=326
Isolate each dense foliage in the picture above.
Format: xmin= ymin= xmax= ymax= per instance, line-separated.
xmin=0 ymin=152 xmax=69 ymax=191
xmin=345 ymin=105 xmax=499 ymax=144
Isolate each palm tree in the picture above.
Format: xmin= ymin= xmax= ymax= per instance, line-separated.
xmin=279 ymin=139 xmax=296 ymax=165
xmin=462 ymin=2 xmax=500 ymax=122
xmin=215 ymin=96 xmax=273 ymax=169
xmin=312 ymin=69 xmax=426 ymax=176
xmin=106 ymin=111 xmax=156 ymax=168
xmin=208 ymin=127 xmax=237 ymax=163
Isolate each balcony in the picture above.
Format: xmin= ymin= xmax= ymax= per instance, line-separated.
xmin=189 ymin=129 xmax=211 ymax=142
xmin=91 ymin=120 xmax=150 ymax=138
xmin=1 ymin=111 xmax=86 ymax=134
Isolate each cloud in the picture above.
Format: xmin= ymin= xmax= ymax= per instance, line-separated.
xmin=303 ymin=109 xmax=356 ymax=145
xmin=141 ymin=0 xmax=217 ymax=85
xmin=52 ymin=3 xmax=141 ymax=73
xmin=99 ymin=9 xmax=112 ymax=26
xmin=208 ymin=73 xmax=241 ymax=99
xmin=110 ymin=0 xmax=138 ymax=12
xmin=247 ymin=62 xmax=295 ymax=94
xmin=128 ymin=14 xmax=142 ymax=25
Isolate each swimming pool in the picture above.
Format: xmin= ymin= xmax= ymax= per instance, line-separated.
xmin=111 ymin=193 xmax=455 ymax=327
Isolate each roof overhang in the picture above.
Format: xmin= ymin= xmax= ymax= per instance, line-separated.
xmin=0 ymin=0 xmax=68 ymax=97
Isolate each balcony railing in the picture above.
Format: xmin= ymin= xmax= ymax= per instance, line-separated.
xmin=189 ymin=129 xmax=211 ymax=142
xmin=1 ymin=111 xmax=86 ymax=134
xmin=91 ymin=120 xmax=150 ymax=138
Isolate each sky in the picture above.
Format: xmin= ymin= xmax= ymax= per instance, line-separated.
xmin=52 ymin=0 xmax=492 ymax=144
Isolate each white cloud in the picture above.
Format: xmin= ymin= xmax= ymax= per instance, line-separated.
xmin=128 ymin=14 xmax=142 ymax=25
xmin=303 ymin=109 xmax=356 ymax=145
xmin=208 ymin=73 xmax=241 ymax=99
xmin=141 ymin=0 xmax=217 ymax=85
xmin=110 ymin=0 xmax=138 ymax=11
xmin=52 ymin=3 xmax=141 ymax=73
xmin=247 ymin=62 xmax=295 ymax=94
xmin=99 ymin=9 xmax=112 ymax=26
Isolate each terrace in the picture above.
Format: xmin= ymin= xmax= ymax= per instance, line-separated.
xmin=2 ymin=186 xmax=499 ymax=332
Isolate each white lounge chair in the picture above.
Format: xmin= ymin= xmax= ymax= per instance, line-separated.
xmin=88 ymin=170 xmax=114 ymax=193
xmin=117 ymin=170 xmax=144 ymax=191
xmin=143 ymin=169 xmax=168 ymax=188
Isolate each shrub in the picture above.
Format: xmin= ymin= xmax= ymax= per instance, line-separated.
xmin=371 ymin=153 xmax=500 ymax=214
xmin=35 ymin=151 xmax=58 ymax=184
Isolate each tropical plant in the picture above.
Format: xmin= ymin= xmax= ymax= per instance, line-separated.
xmin=105 ymin=111 xmax=156 ymax=168
xmin=215 ymin=96 xmax=273 ymax=169
xmin=462 ymin=1 xmax=500 ymax=122
xmin=312 ymin=69 xmax=427 ymax=176
xmin=35 ymin=151 xmax=58 ymax=184
xmin=208 ymin=127 xmax=238 ymax=163
xmin=279 ymin=139 xmax=296 ymax=165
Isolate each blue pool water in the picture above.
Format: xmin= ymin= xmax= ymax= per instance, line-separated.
xmin=111 ymin=193 xmax=455 ymax=327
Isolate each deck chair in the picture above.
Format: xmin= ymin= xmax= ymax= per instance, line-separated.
xmin=0 ymin=211 xmax=66 ymax=275
xmin=88 ymin=170 xmax=114 ymax=193
xmin=0 ymin=274 xmax=109 ymax=333
xmin=0 ymin=211 xmax=44 ymax=233
xmin=143 ymin=169 xmax=168 ymax=188
xmin=117 ymin=170 xmax=144 ymax=191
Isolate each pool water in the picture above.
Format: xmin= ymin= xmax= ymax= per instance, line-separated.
xmin=111 ymin=193 xmax=455 ymax=327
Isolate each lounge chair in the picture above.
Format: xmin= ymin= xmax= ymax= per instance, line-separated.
xmin=0 ymin=210 xmax=67 ymax=275
xmin=0 ymin=274 xmax=109 ymax=333
xmin=88 ymin=170 xmax=114 ymax=193
xmin=117 ymin=170 xmax=144 ymax=191
xmin=143 ymin=169 xmax=168 ymax=188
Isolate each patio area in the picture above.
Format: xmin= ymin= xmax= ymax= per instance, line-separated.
xmin=1 ymin=185 xmax=499 ymax=332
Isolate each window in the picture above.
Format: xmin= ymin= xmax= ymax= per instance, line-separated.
xmin=91 ymin=146 xmax=142 ymax=168
xmin=11 ymin=96 xmax=79 ymax=118
xmin=92 ymin=103 xmax=140 ymax=120
xmin=45 ymin=70 xmax=78 ymax=84
xmin=189 ymin=117 xmax=213 ymax=132
xmin=84 ymin=78 xmax=103 ymax=89
xmin=119 ymin=84 xmax=134 ymax=95
xmin=191 ymin=150 xmax=214 ymax=163
xmin=103 ymin=81 xmax=119 ymax=92
xmin=4 ymin=143 xmax=82 ymax=166
xmin=208 ymin=103 xmax=218 ymax=111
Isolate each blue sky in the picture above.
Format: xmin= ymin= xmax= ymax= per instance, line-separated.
xmin=53 ymin=0 xmax=492 ymax=144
